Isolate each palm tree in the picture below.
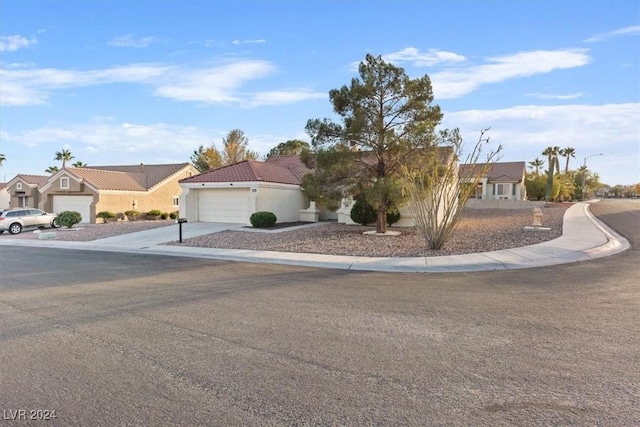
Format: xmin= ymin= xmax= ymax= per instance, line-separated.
xmin=54 ymin=149 xmax=74 ymax=168
xmin=528 ymin=158 xmax=545 ymax=176
xmin=72 ymin=161 xmax=88 ymax=167
xmin=45 ymin=166 xmax=59 ymax=174
xmin=0 ymin=153 xmax=5 ymax=167
xmin=560 ymin=147 xmax=576 ymax=173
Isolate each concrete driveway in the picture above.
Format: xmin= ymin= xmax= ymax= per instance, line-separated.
xmin=88 ymin=221 xmax=243 ymax=247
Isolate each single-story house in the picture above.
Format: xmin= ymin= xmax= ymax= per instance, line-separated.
xmin=35 ymin=163 xmax=197 ymax=223
xmin=5 ymin=174 xmax=50 ymax=209
xmin=181 ymin=149 xmax=459 ymax=228
xmin=459 ymin=161 xmax=527 ymax=201
xmin=0 ymin=183 xmax=10 ymax=210
xmin=179 ymin=156 xmax=311 ymax=225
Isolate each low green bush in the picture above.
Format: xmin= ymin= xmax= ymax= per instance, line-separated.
xmin=55 ymin=211 xmax=82 ymax=228
xmin=160 ymin=212 xmax=169 ymax=220
xmin=97 ymin=211 xmax=116 ymax=221
xmin=147 ymin=209 xmax=163 ymax=219
xmin=169 ymin=211 xmax=178 ymax=220
xmin=350 ymin=198 xmax=377 ymax=225
xmin=386 ymin=203 xmax=401 ymax=226
xmin=124 ymin=210 xmax=140 ymax=218
xmin=250 ymin=211 xmax=277 ymax=228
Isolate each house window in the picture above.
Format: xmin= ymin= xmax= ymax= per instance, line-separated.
xmin=496 ymin=184 xmax=506 ymax=196
xmin=172 ymin=197 xmax=179 ymax=207
xmin=19 ymin=196 xmax=28 ymax=207
xmin=16 ymin=182 xmax=22 ymax=190
xmin=60 ymin=177 xmax=70 ymax=189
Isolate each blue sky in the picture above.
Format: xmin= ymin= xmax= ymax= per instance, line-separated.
xmin=1 ymin=0 xmax=639 ymax=185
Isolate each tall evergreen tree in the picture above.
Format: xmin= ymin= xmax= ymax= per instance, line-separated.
xmin=305 ymin=54 xmax=443 ymax=233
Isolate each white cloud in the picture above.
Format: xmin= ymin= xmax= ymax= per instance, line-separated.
xmin=108 ymin=35 xmax=159 ymax=48
xmin=232 ymin=39 xmax=266 ymax=45
xmin=584 ymin=25 xmax=640 ymax=43
xmin=431 ymin=49 xmax=591 ymax=99
xmin=526 ymin=92 xmax=588 ymax=100
xmin=0 ymin=35 xmax=37 ymax=52
xmin=383 ymin=47 xmax=466 ymax=67
xmin=154 ymin=60 xmax=277 ymax=103
xmin=247 ymin=89 xmax=327 ymax=107
xmin=441 ymin=103 xmax=640 ymax=184
xmin=3 ymin=119 xmax=212 ymax=160
xmin=0 ymin=60 xmax=281 ymax=106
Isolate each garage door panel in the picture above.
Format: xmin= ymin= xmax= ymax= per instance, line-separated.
xmin=198 ymin=189 xmax=249 ymax=223
xmin=53 ymin=195 xmax=92 ymax=223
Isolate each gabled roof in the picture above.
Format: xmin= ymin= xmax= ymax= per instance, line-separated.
xmin=87 ymin=163 xmax=191 ymax=188
xmin=40 ymin=162 xmax=193 ymax=192
xmin=64 ymin=168 xmax=148 ymax=191
xmin=459 ymin=161 xmax=526 ymax=183
xmin=180 ymin=156 xmax=311 ymax=185
xmin=13 ymin=174 xmax=50 ymax=186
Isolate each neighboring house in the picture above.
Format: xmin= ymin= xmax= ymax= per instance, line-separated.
xmin=0 ymin=183 xmax=10 ymax=210
xmin=37 ymin=163 xmax=197 ymax=223
xmin=179 ymin=156 xmax=311 ymax=225
xmin=459 ymin=161 xmax=527 ymax=201
xmin=5 ymin=174 xmax=50 ymax=209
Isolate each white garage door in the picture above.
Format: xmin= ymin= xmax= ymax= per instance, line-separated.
xmin=198 ymin=189 xmax=249 ymax=223
xmin=53 ymin=195 xmax=92 ymax=223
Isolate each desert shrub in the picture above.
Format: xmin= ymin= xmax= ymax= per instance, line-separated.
xmin=250 ymin=211 xmax=277 ymax=228
xmin=124 ymin=210 xmax=140 ymax=219
xmin=97 ymin=211 xmax=116 ymax=221
xmin=55 ymin=211 xmax=82 ymax=228
xmin=350 ymin=198 xmax=377 ymax=226
xmin=386 ymin=203 xmax=401 ymax=226
xmin=160 ymin=212 xmax=169 ymax=220
xmin=147 ymin=209 xmax=163 ymax=219
xmin=116 ymin=212 xmax=125 ymax=221
xmin=169 ymin=211 xmax=178 ymax=220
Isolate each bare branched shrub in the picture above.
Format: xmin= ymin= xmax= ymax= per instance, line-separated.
xmin=400 ymin=128 xmax=502 ymax=250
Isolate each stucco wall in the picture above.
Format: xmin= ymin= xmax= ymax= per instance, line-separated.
xmin=255 ymin=185 xmax=307 ymax=223
xmin=0 ymin=189 xmax=10 ymax=209
xmin=7 ymin=182 xmax=41 ymax=208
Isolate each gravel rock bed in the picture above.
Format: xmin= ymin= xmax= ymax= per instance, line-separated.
xmin=1 ymin=220 xmax=174 ymax=242
xmin=167 ymin=204 xmax=571 ymax=257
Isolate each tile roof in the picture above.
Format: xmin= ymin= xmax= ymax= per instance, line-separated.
xmin=16 ymin=174 xmax=50 ymax=186
xmin=0 ymin=183 xmax=7 ymax=190
xmin=181 ymin=156 xmax=311 ymax=185
xmin=459 ymin=161 xmax=526 ymax=183
xmin=67 ymin=168 xmax=148 ymax=191
xmin=87 ymin=163 xmax=191 ymax=188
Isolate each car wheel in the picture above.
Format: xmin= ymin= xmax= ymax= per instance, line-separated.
xmin=51 ymin=219 xmax=61 ymax=228
xmin=8 ymin=223 xmax=22 ymax=235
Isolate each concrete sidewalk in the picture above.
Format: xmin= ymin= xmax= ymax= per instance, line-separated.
xmin=0 ymin=202 xmax=629 ymax=273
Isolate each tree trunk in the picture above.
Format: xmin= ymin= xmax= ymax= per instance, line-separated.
xmin=376 ymin=206 xmax=387 ymax=234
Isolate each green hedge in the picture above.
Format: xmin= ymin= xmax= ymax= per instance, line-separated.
xmin=350 ymin=198 xmax=377 ymax=225
xmin=55 ymin=211 xmax=82 ymax=228
xmin=250 ymin=211 xmax=277 ymax=228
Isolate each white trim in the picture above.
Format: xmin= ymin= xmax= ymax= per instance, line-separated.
xmin=60 ymin=177 xmax=70 ymax=189
xmin=16 ymin=182 xmax=22 ymax=190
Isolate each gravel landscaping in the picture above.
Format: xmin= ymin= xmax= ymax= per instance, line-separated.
xmin=166 ymin=204 xmax=571 ymax=257
xmin=1 ymin=204 xmax=571 ymax=257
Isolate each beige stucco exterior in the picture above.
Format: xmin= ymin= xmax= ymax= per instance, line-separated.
xmin=180 ymin=182 xmax=308 ymax=225
xmin=6 ymin=178 xmax=44 ymax=209
xmin=36 ymin=166 xmax=196 ymax=223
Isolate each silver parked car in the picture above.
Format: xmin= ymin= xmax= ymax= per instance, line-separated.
xmin=0 ymin=208 xmax=61 ymax=235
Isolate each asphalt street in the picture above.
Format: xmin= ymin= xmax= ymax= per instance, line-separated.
xmin=0 ymin=199 xmax=638 ymax=426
